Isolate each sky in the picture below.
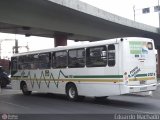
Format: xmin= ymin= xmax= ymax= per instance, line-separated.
xmin=0 ymin=0 xmax=159 ymax=59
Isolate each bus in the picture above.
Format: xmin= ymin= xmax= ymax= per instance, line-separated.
xmin=11 ymin=37 xmax=157 ymax=101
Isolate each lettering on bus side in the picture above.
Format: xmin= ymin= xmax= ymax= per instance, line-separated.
xmin=129 ymin=66 xmax=141 ymax=77
xmin=45 ymin=70 xmax=49 ymax=76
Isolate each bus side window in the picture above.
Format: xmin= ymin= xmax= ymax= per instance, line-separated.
xmin=108 ymin=44 xmax=115 ymax=67
xmin=86 ymin=46 xmax=107 ymax=67
xmin=18 ymin=56 xmax=24 ymax=70
xmin=18 ymin=55 xmax=31 ymax=70
xmin=52 ymin=53 xmax=56 ymax=68
xmin=11 ymin=57 xmax=18 ymax=76
xmin=39 ymin=53 xmax=51 ymax=69
xmin=68 ymin=49 xmax=85 ymax=68
xmin=27 ymin=55 xmax=32 ymax=69
xmin=55 ymin=51 xmax=67 ymax=68
xmin=29 ymin=54 xmax=39 ymax=69
xmin=33 ymin=54 xmax=39 ymax=69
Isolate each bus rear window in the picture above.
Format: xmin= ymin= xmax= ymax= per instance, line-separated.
xmin=147 ymin=42 xmax=153 ymax=50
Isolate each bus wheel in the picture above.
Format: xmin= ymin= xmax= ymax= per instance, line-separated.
xmin=21 ymin=82 xmax=32 ymax=95
xmin=66 ymin=84 xmax=78 ymax=101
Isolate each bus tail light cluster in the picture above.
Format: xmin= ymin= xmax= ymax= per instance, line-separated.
xmin=124 ymin=72 xmax=129 ymax=84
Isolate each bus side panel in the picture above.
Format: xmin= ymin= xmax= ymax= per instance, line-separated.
xmin=76 ymin=44 xmax=121 ymax=96
xmin=77 ymin=83 xmax=121 ymax=97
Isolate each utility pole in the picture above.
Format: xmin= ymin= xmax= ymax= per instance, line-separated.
xmin=15 ymin=39 xmax=18 ymax=53
xmin=12 ymin=41 xmax=29 ymax=53
xmin=133 ymin=5 xmax=136 ymax=21
xmin=158 ymin=0 xmax=160 ymax=28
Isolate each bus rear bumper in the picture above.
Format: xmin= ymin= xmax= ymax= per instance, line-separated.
xmin=124 ymin=83 xmax=157 ymax=93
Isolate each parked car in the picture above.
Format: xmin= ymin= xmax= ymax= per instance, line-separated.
xmin=0 ymin=66 xmax=10 ymax=88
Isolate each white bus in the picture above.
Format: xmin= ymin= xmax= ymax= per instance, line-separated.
xmin=11 ymin=37 xmax=157 ymax=101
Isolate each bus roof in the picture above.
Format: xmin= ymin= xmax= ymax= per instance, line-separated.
xmin=12 ymin=37 xmax=153 ymax=57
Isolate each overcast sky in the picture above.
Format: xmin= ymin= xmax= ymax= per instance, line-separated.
xmin=0 ymin=0 xmax=159 ymax=59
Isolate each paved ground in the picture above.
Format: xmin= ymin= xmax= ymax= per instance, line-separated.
xmin=152 ymin=84 xmax=160 ymax=98
xmin=0 ymin=85 xmax=160 ymax=120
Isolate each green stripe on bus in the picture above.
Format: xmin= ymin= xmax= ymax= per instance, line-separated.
xmin=128 ymin=74 xmax=148 ymax=77
xmin=135 ymin=74 xmax=148 ymax=77
xmin=73 ymin=75 xmax=123 ymax=78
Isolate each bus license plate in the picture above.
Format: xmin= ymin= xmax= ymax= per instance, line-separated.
xmin=140 ymin=87 xmax=147 ymax=91
xmin=140 ymin=80 xmax=146 ymax=84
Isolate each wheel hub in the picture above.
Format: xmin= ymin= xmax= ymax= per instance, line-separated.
xmin=69 ymin=87 xmax=76 ymax=99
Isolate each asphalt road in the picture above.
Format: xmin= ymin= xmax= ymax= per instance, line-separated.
xmin=0 ymin=86 xmax=160 ymax=120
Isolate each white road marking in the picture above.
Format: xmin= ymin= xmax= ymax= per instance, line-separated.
xmin=89 ymin=101 xmax=156 ymax=114
xmin=0 ymin=101 xmax=30 ymax=109
xmin=117 ymin=107 xmax=154 ymax=114
xmin=0 ymin=90 xmax=21 ymax=95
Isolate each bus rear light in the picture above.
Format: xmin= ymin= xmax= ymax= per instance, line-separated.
xmin=124 ymin=72 xmax=127 ymax=75
xmin=124 ymin=72 xmax=128 ymax=81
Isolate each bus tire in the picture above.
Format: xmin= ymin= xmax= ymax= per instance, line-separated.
xmin=21 ymin=82 xmax=32 ymax=95
xmin=66 ymin=83 xmax=79 ymax=101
